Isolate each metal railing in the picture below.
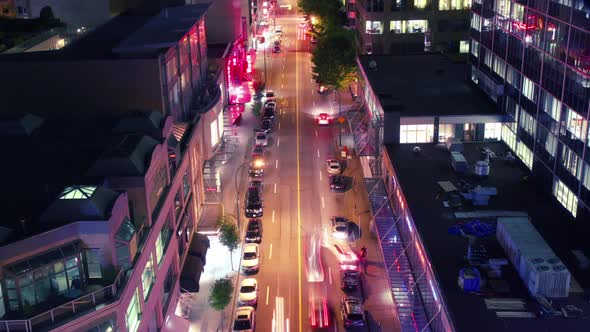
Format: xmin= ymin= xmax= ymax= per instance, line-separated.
xmin=0 ymin=267 xmax=127 ymax=332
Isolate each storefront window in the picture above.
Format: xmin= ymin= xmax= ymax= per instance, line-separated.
xmin=400 ymin=125 xmax=434 ymax=143
xmin=85 ymin=249 xmax=102 ymax=279
xmin=561 ymin=146 xmax=582 ymax=180
xmin=484 ymin=123 xmax=501 ymax=140
xmin=407 ymin=20 xmax=428 ymax=33
xmin=460 ymin=40 xmax=469 ymax=53
xmin=516 ymin=141 xmax=533 ymax=170
xmin=210 ymin=120 xmax=219 ymax=147
xmin=126 ymin=289 xmax=142 ymax=332
xmin=438 ymin=124 xmax=455 ymax=142
xmin=501 ymin=124 xmax=517 ymax=150
xmin=565 ymin=106 xmax=588 ymax=141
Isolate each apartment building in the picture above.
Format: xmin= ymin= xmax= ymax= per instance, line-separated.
xmin=469 ymin=0 xmax=590 ymax=219
xmin=0 ymin=108 xmax=225 ymax=331
xmin=355 ymin=0 xmax=472 ymax=54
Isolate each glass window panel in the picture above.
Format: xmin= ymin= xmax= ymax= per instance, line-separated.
xmin=116 ymin=218 xmax=136 ymax=242
xmin=116 ymin=243 xmax=131 ymax=269
xmin=155 ymin=233 xmax=164 ymax=265
xmin=21 ymin=284 xmax=35 ymax=307
xmin=0 ymin=286 xmax=5 ymax=318
xmin=126 ymin=289 xmax=142 ymax=332
xmin=53 ymin=261 xmax=64 ymax=273
xmin=50 ymin=272 xmax=68 ymax=293
xmin=66 ymin=257 xmax=78 ymax=269
xmin=67 ymin=267 xmax=81 ymax=289
xmin=142 ymin=256 xmax=155 ymax=300
xmin=34 ymin=278 xmax=51 ymax=303
xmin=85 ymin=250 xmax=102 ymax=279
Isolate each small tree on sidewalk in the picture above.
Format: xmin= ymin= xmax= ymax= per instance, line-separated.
xmin=209 ymin=277 xmax=234 ymax=330
xmin=218 ymin=215 xmax=240 ymax=270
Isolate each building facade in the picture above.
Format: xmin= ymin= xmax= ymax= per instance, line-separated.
xmin=469 ymin=0 xmax=590 ymax=219
xmin=356 ymin=0 xmax=472 ymax=54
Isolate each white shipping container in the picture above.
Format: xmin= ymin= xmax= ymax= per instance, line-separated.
xmin=521 ymin=254 xmax=571 ymax=298
xmin=496 ymin=218 xmax=570 ymax=298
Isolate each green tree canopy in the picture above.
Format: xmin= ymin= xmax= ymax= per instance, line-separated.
xmin=208 ymin=278 xmax=234 ymax=311
xmin=218 ymin=216 xmax=239 ymax=252
xmin=311 ymin=29 xmax=357 ymax=90
xmin=298 ymin=0 xmax=345 ymax=31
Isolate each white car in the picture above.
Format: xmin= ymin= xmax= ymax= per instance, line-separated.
xmin=241 ymin=244 xmax=260 ymax=273
xmin=255 ymin=132 xmax=268 ymax=146
xmin=238 ymin=278 xmax=259 ymax=306
xmin=233 ymin=306 xmax=256 ymax=331
xmin=275 ymin=26 xmax=283 ymax=35
xmin=331 ymin=216 xmax=349 ymax=239
xmin=326 ymin=159 xmax=341 ymax=174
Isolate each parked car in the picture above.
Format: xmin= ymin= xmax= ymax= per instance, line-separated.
xmin=245 ymin=201 xmax=263 ymax=218
xmin=249 ymin=179 xmax=263 ymax=191
xmin=274 ymin=25 xmax=283 ymax=36
xmin=241 ymin=244 xmax=260 ymax=274
xmin=246 ymin=186 xmax=262 ymax=203
xmin=238 ymin=278 xmax=259 ymax=306
xmin=331 ymin=216 xmax=349 ymax=239
xmin=249 ymin=158 xmax=264 ymax=177
xmin=326 ymin=159 xmax=341 ymax=174
xmin=341 ymin=270 xmax=360 ymax=291
xmin=272 ymin=45 xmax=281 ymax=53
xmin=264 ymin=100 xmax=277 ymax=110
xmin=255 ymin=132 xmax=268 ymax=146
xmin=233 ymin=306 xmax=256 ymax=331
xmin=329 ymin=175 xmax=345 ymax=192
xmin=261 ymin=119 xmax=273 ymax=133
xmin=340 ymin=297 xmax=365 ymax=327
xmin=263 ymin=107 xmax=276 ymax=120
xmin=264 ymin=90 xmax=275 ymax=101
xmin=245 ymin=219 xmax=263 ymax=243
xmin=252 ymin=145 xmax=265 ymax=159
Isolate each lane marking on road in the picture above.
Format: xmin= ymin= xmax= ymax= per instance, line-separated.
xmin=279 ymin=122 xmax=281 ymax=130
xmin=322 ymin=196 xmax=325 ymax=209
xmin=312 ymin=101 xmax=315 ymax=107
xmin=276 ymin=159 xmax=279 ymax=169
xmin=269 ymin=243 xmax=273 ymax=260
xmin=282 ymin=84 xmax=284 ymax=89
xmin=272 ymin=209 xmax=275 ymax=223
xmin=317 ymin=149 xmax=320 ymax=158
xmin=319 ymin=172 xmax=322 ymax=181
xmin=282 ymin=73 xmax=284 ymax=79
xmin=328 ymin=266 xmax=332 ymax=285
xmin=266 ymin=285 xmax=270 ymax=305
xmin=315 ymin=130 xmax=318 ymax=137
xmin=277 ymin=137 xmax=280 ymax=147
xmin=274 ymin=183 xmax=277 ymax=194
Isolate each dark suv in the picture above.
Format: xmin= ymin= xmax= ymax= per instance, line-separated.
xmin=341 ymin=270 xmax=360 ymax=291
xmin=340 ymin=297 xmax=365 ymax=327
xmin=245 ymin=219 xmax=263 ymax=243
xmin=329 ymin=175 xmax=345 ymax=192
xmin=245 ymin=187 xmax=263 ymax=218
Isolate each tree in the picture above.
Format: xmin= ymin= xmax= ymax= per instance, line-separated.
xmin=218 ymin=215 xmax=240 ymax=270
xmin=208 ymin=278 xmax=234 ymax=330
xmin=39 ymin=6 xmax=54 ymax=22
xmin=312 ymin=28 xmax=357 ymax=145
xmin=298 ymin=0 xmax=344 ymax=28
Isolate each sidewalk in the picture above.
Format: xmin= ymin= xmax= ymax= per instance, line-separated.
xmin=335 ymin=88 xmax=401 ymax=331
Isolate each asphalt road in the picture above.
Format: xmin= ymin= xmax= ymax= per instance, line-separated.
xmin=232 ymin=8 xmax=369 ymax=332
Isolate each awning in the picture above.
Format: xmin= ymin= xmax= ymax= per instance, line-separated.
xmin=180 ymin=233 xmax=210 ymax=292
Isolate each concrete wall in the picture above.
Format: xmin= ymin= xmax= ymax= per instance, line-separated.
xmin=0 ymin=59 xmax=163 ymax=117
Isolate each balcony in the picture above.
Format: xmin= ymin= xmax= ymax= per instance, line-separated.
xmin=0 ymin=268 xmax=128 ymax=332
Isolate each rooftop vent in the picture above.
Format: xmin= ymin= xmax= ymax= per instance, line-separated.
xmin=368 ymin=60 xmax=377 ymax=71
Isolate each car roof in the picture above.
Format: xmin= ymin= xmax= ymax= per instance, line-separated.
xmin=332 ymin=216 xmax=347 ymax=222
xmin=241 ymin=278 xmax=257 ymax=286
xmin=236 ymin=306 xmax=254 ymax=316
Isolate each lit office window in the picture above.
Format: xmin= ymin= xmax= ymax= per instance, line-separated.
xmin=501 ymin=124 xmax=517 ymax=150
xmin=565 ymin=106 xmax=588 ymax=141
xmin=414 ymin=0 xmax=428 ymax=9
xmin=142 ymin=255 xmax=156 ymax=300
xmin=583 ymin=163 xmax=590 ymax=191
xmin=0 ymin=285 xmax=5 ymax=318
xmin=471 ymin=13 xmax=481 ymax=31
xmin=553 ymin=179 xmax=578 ymax=217
xmin=460 ymin=40 xmax=469 ymax=53
xmin=470 ymin=40 xmax=479 ymax=57
xmin=561 ymin=146 xmax=582 ymax=180
xmin=400 ymin=125 xmax=434 ymax=143
xmin=390 ymin=20 xmax=428 ymax=33
xmin=365 ymin=21 xmax=383 ymax=34
xmin=210 ymin=120 xmax=219 ymax=147
xmin=484 ymin=123 xmax=501 ymax=140
xmin=516 ymin=141 xmax=533 ymax=170
xmin=517 ymin=108 xmax=537 ymax=137
xmin=439 ymin=0 xmax=471 ymax=10
xmin=522 ymin=76 xmax=537 ymax=102
xmin=493 ymin=56 xmax=506 ymax=78
xmin=541 ymin=91 xmax=561 ymax=122
xmin=126 ymin=289 xmax=142 ymax=332
xmin=545 ymin=133 xmax=558 ymax=157
xmin=438 ymin=124 xmax=455 ymax=142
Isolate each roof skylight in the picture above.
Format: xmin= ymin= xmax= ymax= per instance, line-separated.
xmin=59 ymin=186 xmax=97 ymax=200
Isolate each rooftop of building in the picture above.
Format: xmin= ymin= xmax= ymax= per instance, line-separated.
xmin=385 ymin=141 xmax=590 ymax=332
xmin=359 ymin=54 xmax=499 ymax=117
xmin=0 ymin=4 xmax=210 ymax=61
xmin=0 ymin=111 xmax=167 ymax=246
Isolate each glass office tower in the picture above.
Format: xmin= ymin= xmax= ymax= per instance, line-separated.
xmin=469 ymin=0 xmax=590 ymax=218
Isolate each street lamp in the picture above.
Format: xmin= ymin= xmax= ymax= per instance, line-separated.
xmin=235 ymin=160 xmax=250 ymax=233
